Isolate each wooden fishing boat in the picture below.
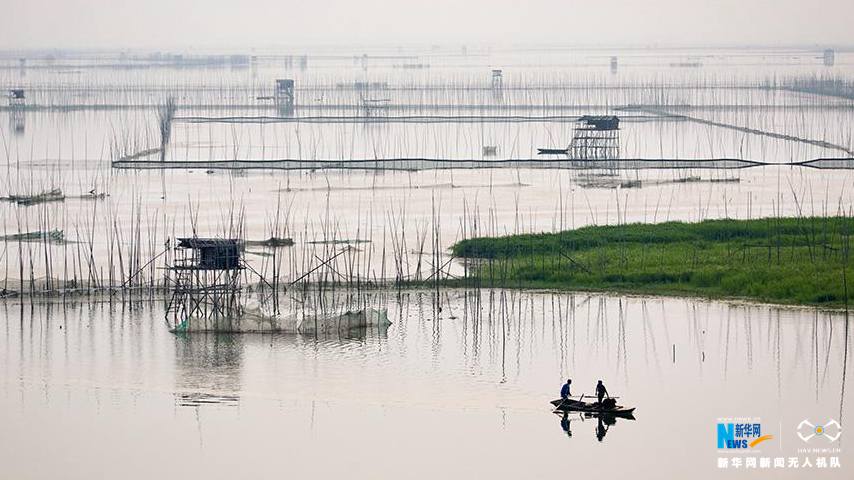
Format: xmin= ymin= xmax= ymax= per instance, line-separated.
xmin=550 ymin=397 xmax=636 ymax=416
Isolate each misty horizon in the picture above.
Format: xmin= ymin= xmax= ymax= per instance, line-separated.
xmin=1 ymin=0 xmax=852 ymax=50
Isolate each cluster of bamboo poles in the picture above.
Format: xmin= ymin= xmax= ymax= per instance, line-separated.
xmin=1 ymin=166 xmax=846 ymax=296
xmin=2 ymin=58 xmax=853 ymax=306
xmin=7 ymin=70 xmax=854 ymax=113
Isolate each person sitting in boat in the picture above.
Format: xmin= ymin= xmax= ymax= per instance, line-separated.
xmin=596 ymin=380 xmax=609 ymax=404
xmin=560 ymin=379 xmax=572 ymax=400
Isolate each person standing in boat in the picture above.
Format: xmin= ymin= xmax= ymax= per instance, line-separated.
xmin=560 ymin=379 xmax=572 ymax=401
xmin=596 ymin=380 xmax=609 ymax=404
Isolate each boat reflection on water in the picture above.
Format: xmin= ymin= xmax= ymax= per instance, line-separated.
xmin=556 ymin=411 xmax=636 ymax=442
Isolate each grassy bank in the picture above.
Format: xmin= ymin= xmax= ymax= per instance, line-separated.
xmin=451 ymin=217 xmax=854 ymax=307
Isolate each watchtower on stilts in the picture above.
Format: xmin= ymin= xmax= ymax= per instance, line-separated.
xmin=166 ymin=238 xmax=244 ymax=332
xmin=568 ymin=115 xmax=620 ymax=160
xmin=274 ymin=79 xmax=295 ymax=117
xmin=8 ymin=89 xmax=25 ymax=133
xmin=491 ymin=69 xmax=503 ymax=102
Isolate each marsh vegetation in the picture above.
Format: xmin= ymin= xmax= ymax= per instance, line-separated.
xmin=453 ymin=217 xmax=854 ymax=306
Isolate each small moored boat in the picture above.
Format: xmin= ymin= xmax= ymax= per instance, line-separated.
xmin=537 ymin=148 xmax=569 ymax=155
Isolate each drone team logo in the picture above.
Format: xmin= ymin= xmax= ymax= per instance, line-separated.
xmin=797 ymin=419 xmax=842 ymax=443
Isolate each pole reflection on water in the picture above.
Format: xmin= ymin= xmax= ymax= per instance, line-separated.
xmin=0 ymin=289 xmax=850 ymax=479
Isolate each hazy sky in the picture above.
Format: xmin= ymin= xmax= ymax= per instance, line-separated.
xmin=0 ymin=0 xmax=851 ymax=50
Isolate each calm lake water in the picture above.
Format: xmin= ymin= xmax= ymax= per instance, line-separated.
xmin=1 ymin=47 xmax=852 ymax=478
xmin=0 ymin=289 xmax=849 ymax=479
